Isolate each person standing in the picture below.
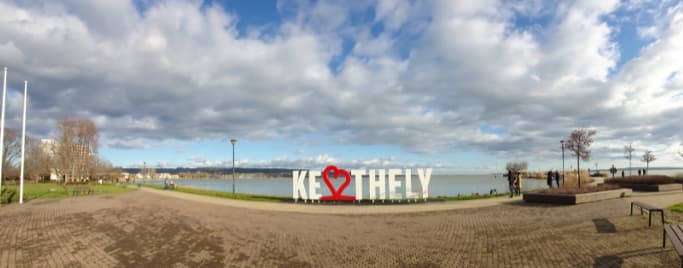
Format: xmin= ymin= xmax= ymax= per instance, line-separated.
xmin=546 ymin=170 xmax=553 ymax=188
xmin=515 ymin=172 xmax=522 ymax=195
xmin=621 ymin=170 xmax=625 ymax=177
xmin=638 ymin=169 xmax=642 ymax=176
xmin=507 ymin=170 xmax=514 ymax=198
xmin=554 ymin=170 xmax=561 ymax=188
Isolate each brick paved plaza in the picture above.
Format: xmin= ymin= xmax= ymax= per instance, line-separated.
xmin=1 ymin=190 xmax=682 ymax=267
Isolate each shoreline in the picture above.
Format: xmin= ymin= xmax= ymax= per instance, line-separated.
xmin=138 ymin=185 xmax=683 ymax=215
xmin=138 ymin=186 xmax=524 ymax=214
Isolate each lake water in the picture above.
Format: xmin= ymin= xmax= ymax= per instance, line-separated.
xmin=141 ymin=174 xmax=550 ymax=197
xmin=140 ymin=168 xmax=683 ymax=197
xmin=624 ymin=168 xmax=683 ymax=177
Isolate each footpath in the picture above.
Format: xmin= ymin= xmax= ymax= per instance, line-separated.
xmin=140 ymin=186 xmax=683 ymax=215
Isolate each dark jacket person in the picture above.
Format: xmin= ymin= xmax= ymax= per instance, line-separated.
xmin=507 ymin=170 xmax=514 ymax=197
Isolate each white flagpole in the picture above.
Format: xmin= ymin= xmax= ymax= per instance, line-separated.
xmin=0 ymin=67 xmax=7 ymax=207
xmin=19 ymin=80 xmax=27 ymax=204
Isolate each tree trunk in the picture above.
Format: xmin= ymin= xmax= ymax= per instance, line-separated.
xmin=577 ymin=154 xmax=581 ymax=189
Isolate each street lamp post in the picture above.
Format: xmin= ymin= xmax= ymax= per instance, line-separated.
xmin=231 ymin=138 xmax=237 ymax=194
xmin=561 ymin=140 xmax=565 ymax=185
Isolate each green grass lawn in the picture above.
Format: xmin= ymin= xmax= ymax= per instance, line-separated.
xmin=140 ymin=184 xmax=291 ymax=202
xmin=1 ymin=183 xmax=134 ymax=204
xmin=429 ymin=192 xmax=511 ymax=201
xmin=669 ymin=202 xmax=683 ymax=213
xmin=141 ymin=183 xmax=510 ymax=203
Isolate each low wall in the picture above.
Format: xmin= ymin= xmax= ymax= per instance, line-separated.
xmin=601 ymin=183 xmax=682 ymax=192
xmin=523 ymin=188 xmax=632 ymax=205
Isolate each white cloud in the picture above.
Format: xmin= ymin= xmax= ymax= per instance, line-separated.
xmin=0 ymin=0 xmax=681 ymax=169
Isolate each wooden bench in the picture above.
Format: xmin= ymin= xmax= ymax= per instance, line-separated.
xmin=630 ymin=201 xmax=664 ymax=227
xmin=663 ymin=225 xmax=683 ymax=268
xmin=72 ymin=187 xmax=94 ymax=196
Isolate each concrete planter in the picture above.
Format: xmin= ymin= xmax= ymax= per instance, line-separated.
xmin=605 ymin=183 xmax=681 ymax=192
xmin=523 ymin=188 xmax=632 ymax=205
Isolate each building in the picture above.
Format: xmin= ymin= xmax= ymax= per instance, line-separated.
xmin=40 ymin=138 xmax=94 ymax=182
xmin=40 ymin=139 xmax=59 ymax=181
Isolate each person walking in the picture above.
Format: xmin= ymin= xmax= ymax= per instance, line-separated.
xmin=554 ymin=170 xmax=560 ymax=188
xmin=609 ymin=164 xmax=617 ymax=178
xmin=621 ymin=170 xmax=624 ymax=177
xmin=546 ymin=170 xmax=553 ymax=188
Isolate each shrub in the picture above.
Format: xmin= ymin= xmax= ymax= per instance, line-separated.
xmin=535 ymin=184 xmax=620 ymax=195
xmin=604 ymin=175 xmax=675 ymax=185
xmin=561 ymin=171 xmax=593 ymax=187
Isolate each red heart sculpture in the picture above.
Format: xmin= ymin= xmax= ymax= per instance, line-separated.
xmin=320 ymin=165 xmax=356 ymax=201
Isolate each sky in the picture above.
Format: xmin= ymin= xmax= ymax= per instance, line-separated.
xmin=0 ymin=0 xmax=682 ymax=174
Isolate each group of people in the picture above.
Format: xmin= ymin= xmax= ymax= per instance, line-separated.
xmin=609 ymin=164 xmax=648 ymax=177
xmin=163 ymin=179 xmax=176 ymax=190
xmin=506 ymin=170 xmax=522 ymax=197
xmin=546 ymin=170 xmax=561 ymax=188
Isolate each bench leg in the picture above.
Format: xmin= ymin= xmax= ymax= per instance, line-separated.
xmin=631 ymin=202 xmax=633 ymax=215
xmin=649 ymin=213 xmax=652 ymax=227
xmin=663 ymin=229 xmax=666 ymax=248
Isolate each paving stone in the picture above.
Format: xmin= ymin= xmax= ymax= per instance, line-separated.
xmin=0 ymin=191 xmax=681 ymax=267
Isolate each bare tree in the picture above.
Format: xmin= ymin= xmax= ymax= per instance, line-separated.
xmin=641 ymin=150 xmax=656 ymax=173
xmin=92 ymin=157 xmax=120 ymax=183
xmin=505 ymin=161 xmax=528 ymax=173
xmin=624 ymin=143 xmax=635 ymax=176
xmin=1 ymin=128 xmax=21 ymax=180
xmin=563 ymin=128 xmax=596 ymax=188
xmin=25 ymin=137 xmax=53 ymax=181
xmin=53 ymin=117 xmax=99 ymax=183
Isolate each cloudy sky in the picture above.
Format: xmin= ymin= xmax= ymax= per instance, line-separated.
xmin=0 ymin=0 xmax=682 ymax=173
